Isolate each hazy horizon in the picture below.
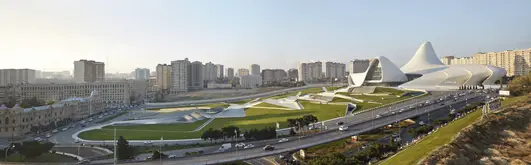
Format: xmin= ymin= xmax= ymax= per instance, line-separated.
xmin=2 ymin=0 xmax=531 ymax=73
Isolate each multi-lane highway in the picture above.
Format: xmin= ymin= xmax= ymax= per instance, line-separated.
xmin=92 ymin=90 xmax=487 ymax=165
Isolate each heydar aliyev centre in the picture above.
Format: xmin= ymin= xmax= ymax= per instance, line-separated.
xmin=348 ymin=41 xmax=506 ymax=90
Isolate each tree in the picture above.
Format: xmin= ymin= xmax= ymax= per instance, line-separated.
xmin=151 ymin=150 xmax=167 ymax=160
xmin=221 ymin=126 xmax=240 ymax=141
xmin=20 ymin=97 xmax=45 ymax=108
xmin=508 ymin=73 xmax=531 ymax=96
xmin=201 ymin=128 xmax=214 ymax=143
xmin=117 ymin=136 xmax=135 ymax=160
xmin=17 ymin=141 xmax=54 ymax=158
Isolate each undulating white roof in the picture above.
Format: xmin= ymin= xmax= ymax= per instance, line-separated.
xmin=401 ymin=41 xmax=446 ymax=74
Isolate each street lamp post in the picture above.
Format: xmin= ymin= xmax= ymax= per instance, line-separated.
xmin=5 ymin=144 xmax=15 ymax=162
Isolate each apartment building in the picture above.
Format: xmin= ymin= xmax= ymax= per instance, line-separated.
xmin=203 ymin=62 xmax=217 ymax=81
xmin=19 ymin=81 xmax=131 ymax=106
xmin=74 ymin=59 xmax=105 ymax=83
xmin=250 ymin=64 xmax=261 ymax=76
xmin=262 ymin=69 xmax=287 ymax=84
xmin=298 ymin=62 xmax=322 ymax=82
xmin=287 ymin=69 xmax=298 ymax=81
xmin=348 ymin=59 xmax=370 ymax=74
xmin=170 ymin=58 xmax=189 ymax=93
xmin=441 ymin=48 xmax=531 ymax=76
xmin=188 ymin=61 xmax=204 ymax=90
xmin=237 ymin=68 xmax=250 ymax=77
xmin=0 ymin=90 xmax=104 ymax=138
xmin=0 ymin=69 xmax=36 ymax=85
xmin=226 ymin=68 xmax=234 ymax=79
xmin=216 ymin=64 xmax=224 ymax=79
xmin=135 ymin=68 xmax=150 ymax=80
xmin=324 ymin=62 xmax=346 ymax=78
xmin=156 ymin=64 xmax=171 ymax=91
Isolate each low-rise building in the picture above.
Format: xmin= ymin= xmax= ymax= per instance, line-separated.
xmin=0 ymin=90 xmax=103 ymax=138
xmin=19 ymin=81 xmax=131 ymax=107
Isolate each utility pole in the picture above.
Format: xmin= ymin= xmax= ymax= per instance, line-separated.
xmin=114 ymin=128 xmax=117 ymax=165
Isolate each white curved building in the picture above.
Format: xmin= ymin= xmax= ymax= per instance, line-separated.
xmin=348 ymin=41 xmax=507 ymax=90
xmin=348 ymin=56 xmax=408 ymax=87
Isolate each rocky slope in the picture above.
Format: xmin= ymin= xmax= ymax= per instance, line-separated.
xmin=420 ymin=96 xmax=531 ymax=165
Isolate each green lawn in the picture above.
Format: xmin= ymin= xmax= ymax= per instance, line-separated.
xmin=373 ymin=87 xmax=405 ymax=95
xmin=80 ymin=100 xmax=368 ymax=140
xmin=78 ymin=120 xmax=208 ymax=140
xmin=299 ymin=87 xmax=324 ymax=96
xmin=325 ymin=86 xmax=345 ymax=92
xmin=380 ymin=109 xmax=482 ymax=165
xmin=330 ymin=97 xmax=353 ymax=103
xmin=267 ymin=87 xmax=324 ymax=99
xmin=253 ymin=102 xmax=288 ymax=109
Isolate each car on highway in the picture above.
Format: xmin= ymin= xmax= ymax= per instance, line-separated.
xmin=419 ymin=121 xmax=426 ymax=126
xmin=339 ymin=125 xmax=348 ymax=131
xmin=98 ymin=116 xmax=103 ymax=119
xmin=144 ymin=140 xmax=153 ymax=145
xmin=62 ymin=127 xmax=68 ymax=131
xmin=52 ymin=129 xmax=58 ymax=133
xmin=244 ymin=144 xmax=255 ymax=149
xmin=45 ymin=133 xmax=52 ymax=138
xmin=263 ymin=145 xmax=275 ymax=151
xmin=88 ymin=118 xmax=93 ymax=122
xmin=235 ymin=143 xmax=246 ymax=148
xmin=168 ymin=155 xmax=177 ymax=159
xmin=34 ymin=137 xmax=43 ymax=142
xmin=278 ymin=138 xmax=289 ymax=143
xmin=376 ymin=114 xmax=381 ymax=118
xmin=77 ymin=159 xmax=91 ymax=164
xmin=336 ymin=121 xmax=344 ymax=125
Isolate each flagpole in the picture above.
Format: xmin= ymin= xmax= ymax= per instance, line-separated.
xmin=114 ymin=127 xmax=117 ymax=165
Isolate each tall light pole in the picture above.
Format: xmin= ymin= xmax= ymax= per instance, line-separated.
xmin=5 ymin=144 xmax=15 ymax=162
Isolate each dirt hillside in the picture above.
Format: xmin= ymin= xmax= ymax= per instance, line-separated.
xmin=420 ymin=96 xmax=531 ymax=165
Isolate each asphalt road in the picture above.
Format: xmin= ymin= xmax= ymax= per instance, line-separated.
xmin=97 ymin=91 xmax=487 ymax=165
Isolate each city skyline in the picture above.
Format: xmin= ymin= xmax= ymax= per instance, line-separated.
xmin=2 ymin=0 xmax=531 ymax=73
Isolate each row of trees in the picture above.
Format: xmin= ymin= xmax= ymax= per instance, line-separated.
xmin=201 ymin=126 xmax=278 ymax=142
xmin=287 ymin=115 xmax=319 ymax=132
xmin=242 ymin=127 xmax=277 ymax=141
xmin=1 ymin=97 xmax=50 ymax=109
xmin=201 ymin=126 xmax=240 ymax=143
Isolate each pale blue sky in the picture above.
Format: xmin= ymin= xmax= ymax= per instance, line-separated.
xmin=1 ymin=0 xmax=531 ymax=73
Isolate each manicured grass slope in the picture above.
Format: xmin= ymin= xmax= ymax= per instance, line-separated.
xmin=80 ymin=100 xmax=364 ymax=140
xmin=78 ymin=120 xmax=208 ymax=140
xmin=254 ymin=102 xmax=288 ymax=109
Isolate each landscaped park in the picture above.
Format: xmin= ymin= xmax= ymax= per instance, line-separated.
xmin=77 ymin=86 xmax=424 ymax=140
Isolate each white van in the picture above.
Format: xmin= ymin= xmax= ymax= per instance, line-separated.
xmin=218 ymin=143 xmax=232 ymax=151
